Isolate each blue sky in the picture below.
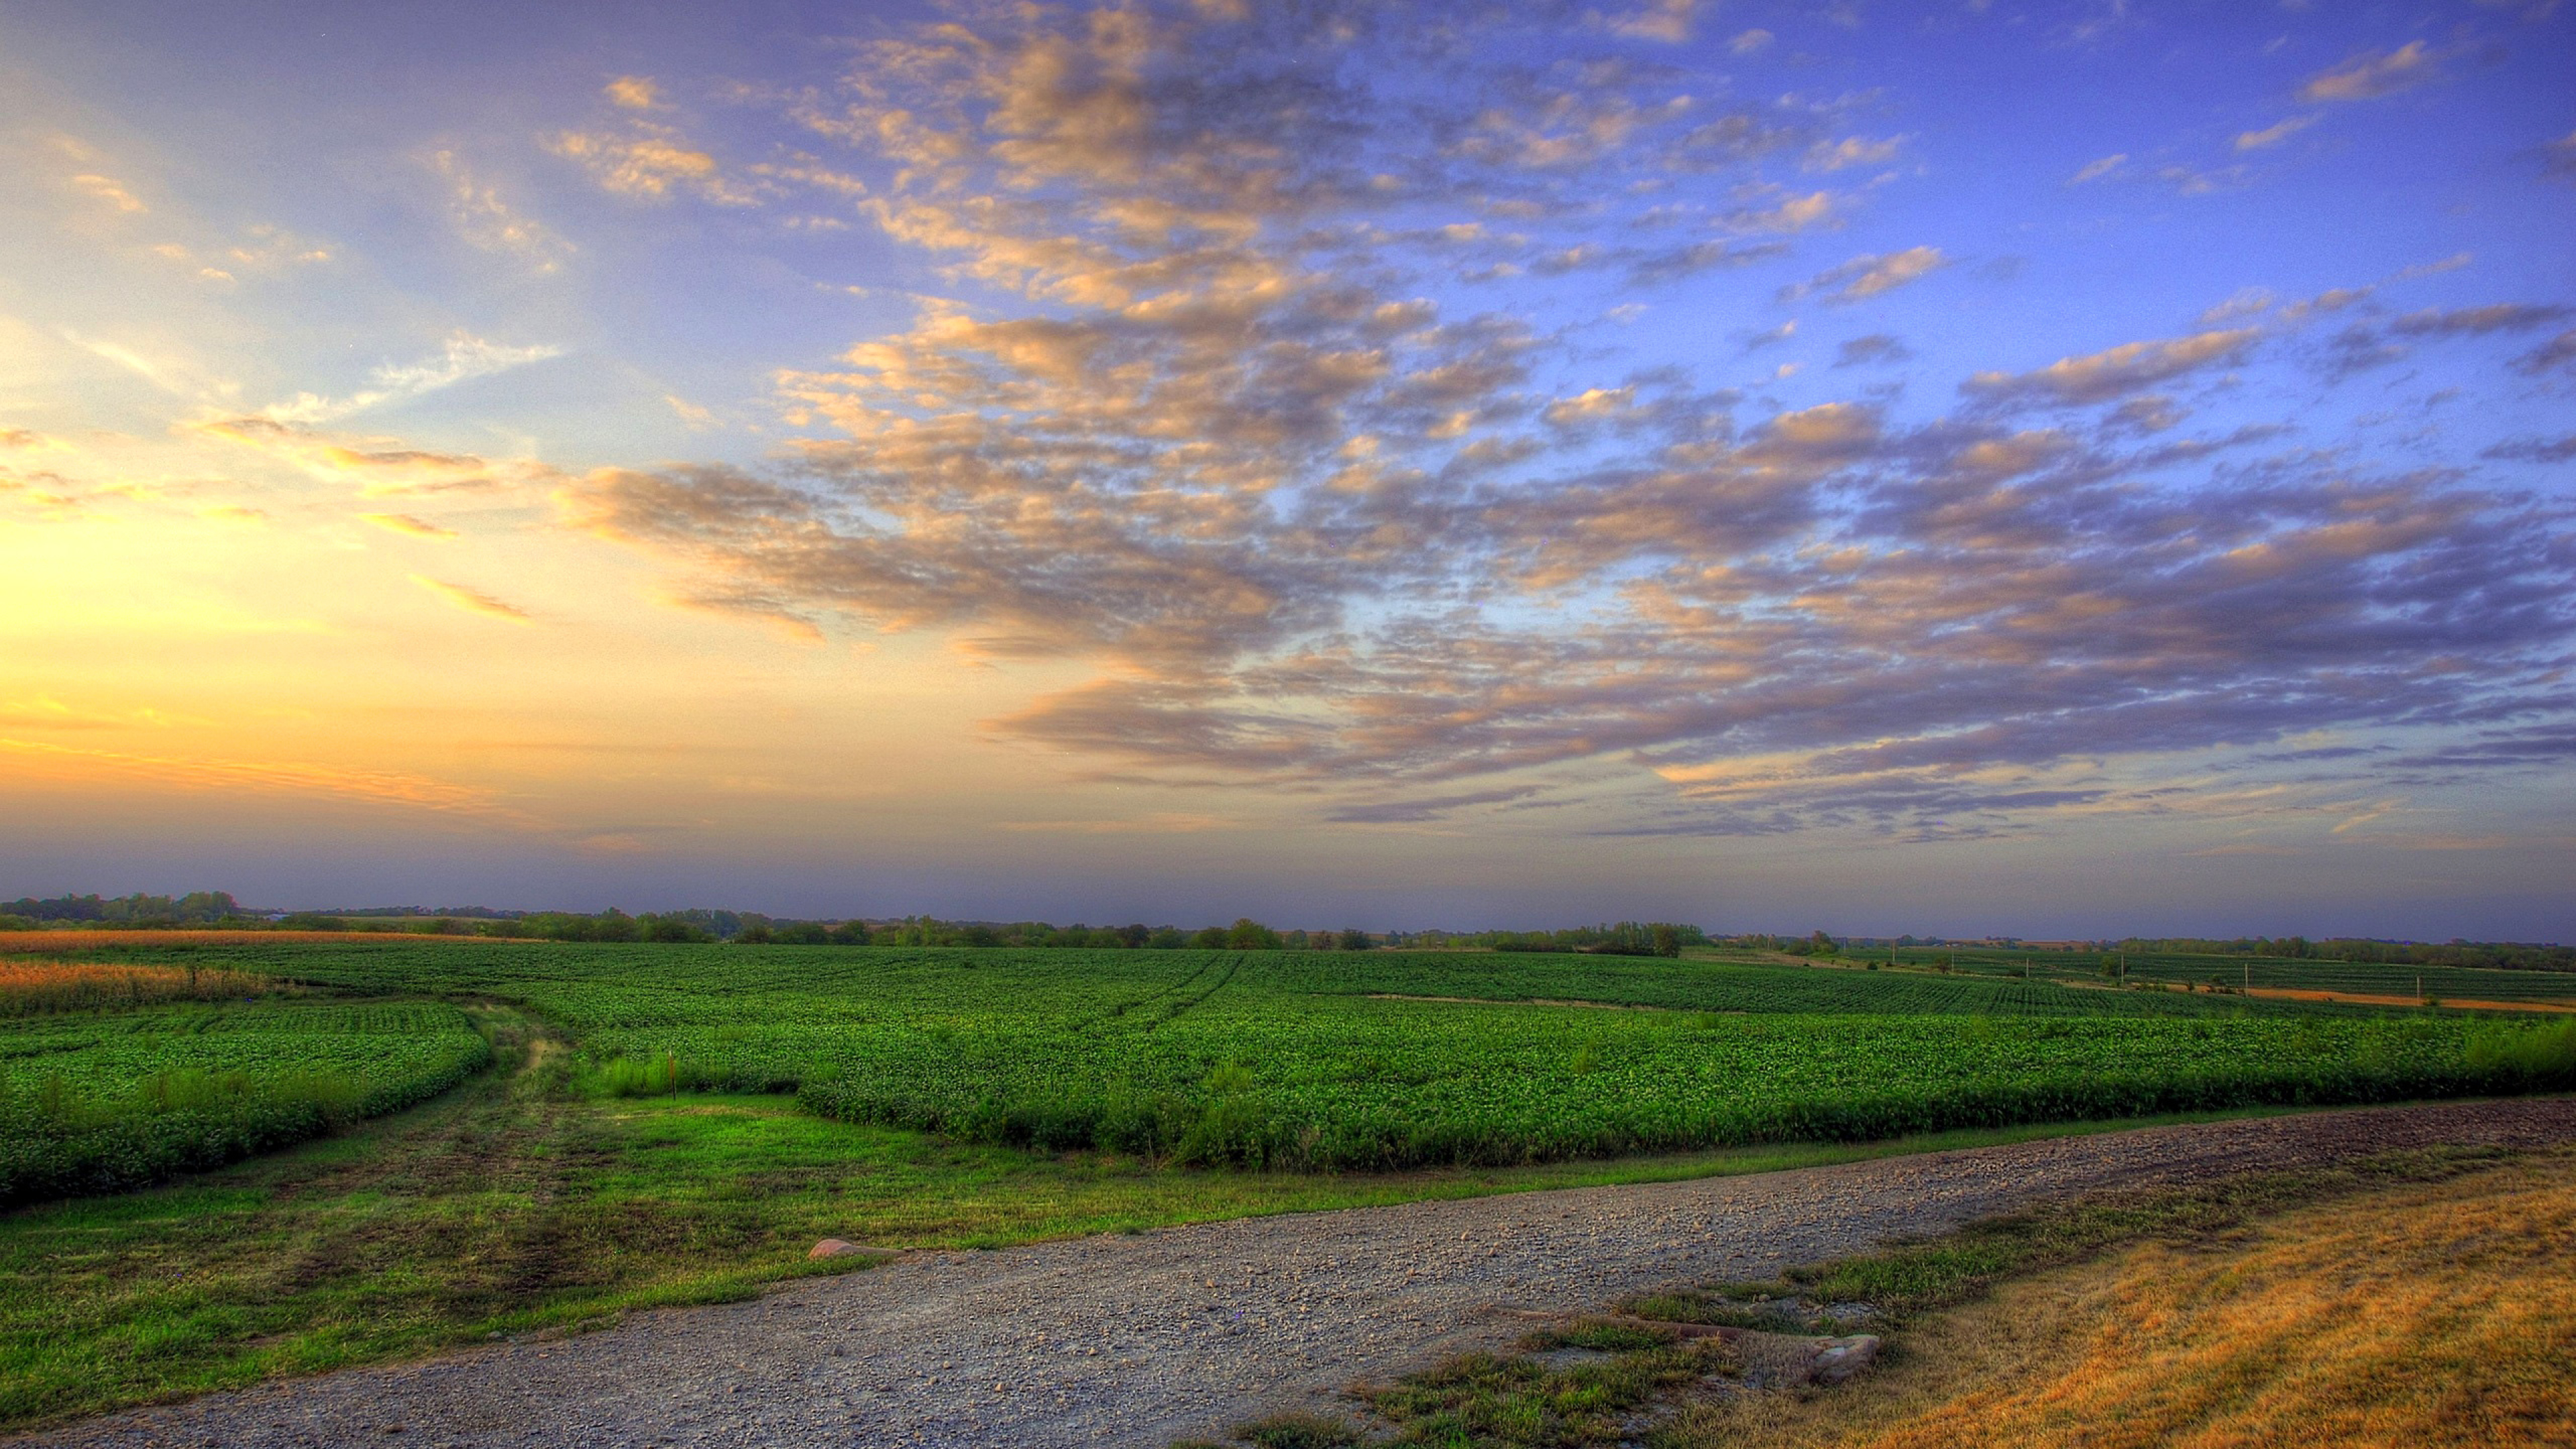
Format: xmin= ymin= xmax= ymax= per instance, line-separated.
xmin=1 ymin=1 xmax=2571 ymax=936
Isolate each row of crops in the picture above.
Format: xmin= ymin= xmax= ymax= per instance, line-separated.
xmin=1878 ymin=947 xmax=2576 ymax=1004
xmin=13 ymin=938 xmax=2571 ymax=1177
xmin=0 ymin=1000 xmax=491 ymax=1203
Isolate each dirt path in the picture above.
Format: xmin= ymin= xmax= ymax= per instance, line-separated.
xmin=35 ymin=1096 xmax=2576 ymax=1449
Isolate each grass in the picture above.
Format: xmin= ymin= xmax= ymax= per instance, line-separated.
xmin=1193 ymin=1145 xmax=2560 ymax=1449
xmin=1659 ymin=1146 xmax=2576 ymax=1448
xmin=0 ymin=1003 xmax=2413 ymax=1435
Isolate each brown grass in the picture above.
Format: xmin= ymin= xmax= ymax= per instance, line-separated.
xmin=0 ymin=961 xmax=288 ymax=1015
xmin=1668 ymin=1150 xmax=2576 ymax=1449
xmin=0 ymin=929 xmax=495 ymax=954
xmin=2243 ymin=986 xmax=2576 ymax=1014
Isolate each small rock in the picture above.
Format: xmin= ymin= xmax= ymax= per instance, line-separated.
xmin=1809 ymin=1334 xmax=1880 ymax=1385
xmin=810 ymin=1238 xmax=863 ymax=1260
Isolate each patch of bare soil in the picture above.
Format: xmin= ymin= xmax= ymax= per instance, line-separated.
xmin=28 ymin=1096 xmax=2576 ymax=1449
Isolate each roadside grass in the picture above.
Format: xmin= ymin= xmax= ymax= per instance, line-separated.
xmin=1660 ymin=1144 xmax=2576 ymax=1449
xmin=0 ymin=1017 xmax=2415 ymax=1438
xmin=1185 ymin=1146 xmax=2559 ymax=1449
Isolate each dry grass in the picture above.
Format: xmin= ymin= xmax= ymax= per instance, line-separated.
xmin=1668 ymin=1149 xmax=2576 ymax=1449
xmin=0 ymin=961 xmax=287 ymax=1015
xmin=0 ymin=929 xmax=489 ymax=954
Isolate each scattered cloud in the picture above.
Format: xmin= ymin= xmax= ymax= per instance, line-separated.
xmin=363 ymin=513 xmax=458 ymax=539
xmin=411 ymin=575 xmax=533 ymax=622
xmin=1805 ymin=136 xmax=1904 ymax=172
xmin=604 ymin=75 xmax=661 ymax=110
xmin=2481 ymin=435 xmax=2576 ymax=463
xmin=0 ymin=736 xmax=527 ymax=820
xmin=427 ymin=150 xmax=574 ymax=270
xmin=549 ymin=126 xmax=752 ymax=205
xmin=1962 ymin=327 xmax=2259 ymax=407
xmin=69 ymin=173 xmax=146 ymax=213
xmin=1606 ymin=0 xmax=1699 ymax=43
xmin=2511 ymin=330 xmax=2576 ymax=376
xmin=1781 ymin=246 xmax=1946 ymax=303
xmin=2234 ymin=113 xmax=2318 ymax=151
xmin=1729 ymin=28 xmax=1774 ymax=55
xmin=1833 ymin=333 xmax=1912 ymax=367
xmin=2545 ymin=129 xmax=2576 ymax=180
xmin=2070 ymin=153 xmax=2127 ymax=183
xmin=2300 ymin=40 xmax=2438 ymax=102
xmin=262 ymin=333 xmax=564 ymax=424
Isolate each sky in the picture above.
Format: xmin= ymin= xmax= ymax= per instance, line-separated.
xmin=1 ymin=0 xmax=2571 ymax=938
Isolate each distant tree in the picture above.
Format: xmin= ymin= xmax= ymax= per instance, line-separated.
xmin=1191 ymin=926 xmax=1230 ymax=949
xmin=1148 ymin=926 xmax=1187 ymax=949
xmin=641 ymin=914 xmax=712 ymax=943
xmin=736 ymin=924 xmax=774 ymax=945
xmin=826 ymin=920 xmax=871 ymax=946
xmin=1224 ymin=918 xmax=1279 ymax=950
xmin=1338 ymin=928 xmax=1373 ymax=952
xmin=773 ymin=921 xmax=830 ymax=945
xmin=964 ymin=924 xmax=1001 ymax=947
xmin=1651 ymin=924 xmax=1680 ymax=958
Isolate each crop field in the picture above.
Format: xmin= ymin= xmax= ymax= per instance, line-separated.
xmin=11 ymin=938 xmax=2572 ymax=1174
xmin=0 ymin=934 xmax=2571 ymax=1430
xmin=1872 ymin=945 xmax=2576 ymax=1005
xmin=0 ymin=998 xmax=490 ymax=1203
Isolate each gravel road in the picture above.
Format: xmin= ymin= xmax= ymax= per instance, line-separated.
xmin=33 ymin=1096 xmax=2576 ymax=1449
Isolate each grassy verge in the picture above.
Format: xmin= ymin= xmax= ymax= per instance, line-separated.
xmin=1184 ymin=1146 xmax=2555 ymax=1448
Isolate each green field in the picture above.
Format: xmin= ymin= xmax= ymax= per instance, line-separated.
xmin=13 ymin=940 xmax=2574 ymax=1177
xmin=1 ymin=936 xmax=2573 ymax=1430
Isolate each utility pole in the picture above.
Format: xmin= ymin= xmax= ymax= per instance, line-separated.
xmin=2243 ymin=961 xmax=2250 ymax=994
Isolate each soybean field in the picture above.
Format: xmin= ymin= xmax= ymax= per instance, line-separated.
xmin=12 ymin=936 xmax=2573 ymax=1176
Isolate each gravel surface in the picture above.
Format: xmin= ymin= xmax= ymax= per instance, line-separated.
xmin=32 ymin=1096 xmax=2576 ymax=1449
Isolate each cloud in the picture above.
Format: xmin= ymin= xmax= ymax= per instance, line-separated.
xmin=1782 ymin=246 xmax=1945 ymax=304
xmin=549 ymin=125 xmax=752 ymax=204
xmin=363 ymin=513 xmax=458 ymax=539
xmin=0 ymin=737 xmax=527 ymax=820
xmin=2481 ymin=436 xmax=2576 ymax=464
xmin=1605 ymin=0 xmax=1699 ymax=42
xmin=2546 ymin=129 xmax=2576 ymax=180
xmin=2070 ymin=153 xmax=2126 ymax=183
xmin=1962 ymin=327 xmax=2259 ymax=407
xmin=2511 ymin=331 xmax=2576 ymax=376
xmin=543 ymin=3 xmax=2576 ymax=843
xmin=2387 ymin=303 xmax=2571 ymax=337
xmin=2301 ymin=41 xmax=2438 ymax=102
xmin=1805 ymin=136 xmax=1904 ymax=172
xmin=70 ymin=174 xmax=146 ymax=212
xmin=411 ymin=576 xmax=533 ymax=622
xmin=2234 ymin=114 xmax=2318 ymax=151
xmin=427 ymin=150 xmax=574 ymax=270
xmin=604 ymin=76 xmax=660 ymax=109
xmin=196 ymin=417 xmax=545 ymax=496
xmin=262 ymin=333 xmax=564 ymax=424
xmin=1326 ymin=786 xmax=1543 ymax=823
xmin=1729 ymin=28 xmax=1774 ymax=54
xmin=1834 ymin=333 xmax=1912 ymax=367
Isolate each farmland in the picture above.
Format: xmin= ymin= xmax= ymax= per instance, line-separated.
xmin=1 ymin=934 xmax=2573 ymax=1431
xmin=13 ymin=938 xmax=2575 ymax=1174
